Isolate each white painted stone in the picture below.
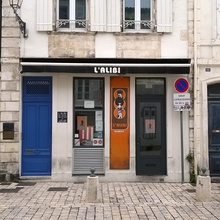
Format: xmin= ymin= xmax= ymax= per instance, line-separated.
xmin=196 ymin=175 xmax=211 ymax=202
xmin=1 ymin=112 xmax=19 ymax=121
xmin=1 ymin=102 xmax=19 ymax=111
xmin=86 ymin=176 xmax=100 ymax=203
xmin=95 ymin=33 xmax=116 ymax=58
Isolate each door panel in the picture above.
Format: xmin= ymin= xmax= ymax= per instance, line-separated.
xmin=22 ymin=77 xmax=52 ymax=176
xmin=208 ymin=102 xmax=220 ymax=176
xmin=136 ymin=99 xmax=166 ymax=175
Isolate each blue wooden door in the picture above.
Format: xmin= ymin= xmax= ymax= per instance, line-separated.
xmin=22 ymin=77 xmax=52 ymax=176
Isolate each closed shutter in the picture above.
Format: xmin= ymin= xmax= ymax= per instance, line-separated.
xmin=90 ymin=0 xmax=121 ymax=32
xmin=36 ymin=0 xmax=53 ymax=31
xmin=156 ymin=0 xmax=172 ymax=33
xmin=90 ymin=0 xmax=107 ymax=31
xmin=106 ymin=0 xmax=121 ymax=32
xmin=73 ymin=148 xmax=105 ymax=174
xmin=217 ymin=0 xmax=220 ymax=38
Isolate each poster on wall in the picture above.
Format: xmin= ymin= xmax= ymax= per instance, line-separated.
xmin=112 ymin=88 xmax=128 ymax=130
xmin=77 ymin=116 xmax=87 ymax=130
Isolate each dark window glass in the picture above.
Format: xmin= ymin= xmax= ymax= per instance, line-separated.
xmin=136 ymin=79 xmax=165 ymax=95
xmin=125 ymin=0 xmax=135 ymax=29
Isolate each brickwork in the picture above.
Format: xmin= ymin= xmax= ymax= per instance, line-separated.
xmin=0 ymin=1 xmax=20 ymax=177
xmin=0 ymin=182 xmax=220 ymax=219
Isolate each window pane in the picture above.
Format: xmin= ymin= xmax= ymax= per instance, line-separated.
xmin=59 ymin=0 xmax=69 ymax=19
xmin=75 ymin=0 xmax=86 ymax=28
xmin=85 ymin=80 xmax=90 ymax=99
xmin=125 ymin=0 xmax=135 ymax=29
xmin=141 ymin=0 xmax=150 ymax=29
xmin=75 ymin=79 xmax=104 ymax=107
xmin=74 ymin=110 xmax=104 ymax=147
xmin=59 ymin=0 xmax=69 ymax=28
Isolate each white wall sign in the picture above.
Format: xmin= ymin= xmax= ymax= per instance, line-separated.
xmin=84 ymin=100 xmax=94 ymax=108
xmin=173 ymin=93 xmax=191 ymax=111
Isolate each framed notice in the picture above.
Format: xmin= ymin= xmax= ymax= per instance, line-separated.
xmin=84 ymin=100 xmax=94 ymax=108
xmin=95 ymin=111 xmax=102 ymax=120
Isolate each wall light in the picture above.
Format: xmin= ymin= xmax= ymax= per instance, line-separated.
xmin=9 ymin=0 xmax=28 ymax=38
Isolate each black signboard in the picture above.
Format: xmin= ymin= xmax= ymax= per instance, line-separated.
xmin=57 ymin=112 xmax=68 ymax=123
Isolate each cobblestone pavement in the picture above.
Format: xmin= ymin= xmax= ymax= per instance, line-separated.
xmin=0 ymin=181 xmax=220 ymax=219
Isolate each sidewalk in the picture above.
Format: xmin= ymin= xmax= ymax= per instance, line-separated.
xmin=0 ymin=181 xmax=220 ymax=219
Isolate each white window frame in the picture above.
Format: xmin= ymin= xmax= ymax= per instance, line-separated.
xmin=123 ymin=0 xmax=154 ymax=32
xmin=56 ymin=0 xmax=87 ymax=31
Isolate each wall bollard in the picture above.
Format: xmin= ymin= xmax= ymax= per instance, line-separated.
xmin=196 ymin=169 xmax=211 ymax=202
xmin=86 ymin=168 xmax=100 ymax=203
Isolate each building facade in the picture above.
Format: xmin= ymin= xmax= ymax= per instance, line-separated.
xmin=0 ymin=0 xmax=194 ymax=182
xmin=194 ymin=0 xmax=220 ymax=178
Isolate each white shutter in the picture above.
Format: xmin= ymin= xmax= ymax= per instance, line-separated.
xmin=106 ymin=0 xmax=121 ymax=32
xmin=217 ymin=0 xmax=220 ymax=37
xmin=90 ymin=0 xmax=107 ymax=31
xmin=156 ymin=0 xmax=172 ymax=33
xmin=36 ymin=0 xmax=53 ymax=31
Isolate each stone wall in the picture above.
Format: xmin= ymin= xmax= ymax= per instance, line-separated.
xmin=48 ymin=32 xmax=161 ymax=59
xmin=115 ymin=33 xmax=161 ymax=58
xmin=48 ymin=32 xmax=96 ymax=58
xmin=0 ymin=1 xmax=20 ymax=180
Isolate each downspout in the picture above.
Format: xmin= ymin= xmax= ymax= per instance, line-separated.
xmin=193 ymin=0 xmax=199 ymax=175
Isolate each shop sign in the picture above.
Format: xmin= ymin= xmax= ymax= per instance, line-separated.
xmin=94 ymin=67 xmax=121 ymax=74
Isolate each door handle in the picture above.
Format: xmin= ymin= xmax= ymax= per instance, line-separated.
xmin=212 ymin=130 xmax=220 ymax=133
xmin=25 ymin=150 xmax=34 ymax=154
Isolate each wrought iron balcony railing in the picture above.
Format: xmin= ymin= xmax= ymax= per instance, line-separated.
xmin=123 ymin=20 xmax=154 ymax=30
xmin=56 ymin=19 xmax=87 ymax=29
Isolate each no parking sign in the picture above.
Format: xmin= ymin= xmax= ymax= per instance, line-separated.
xmin=173 ymin=78 xmax=190 ymax=183
xmin=174 ymin=78 xmax=189 ymax=93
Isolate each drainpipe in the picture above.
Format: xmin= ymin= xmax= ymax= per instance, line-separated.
xmin=193 ymin=0 xmax=199 ymax=175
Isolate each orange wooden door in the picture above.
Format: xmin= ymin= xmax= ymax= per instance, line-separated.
xmin=110 ymin=77 xmax=130 ymax=169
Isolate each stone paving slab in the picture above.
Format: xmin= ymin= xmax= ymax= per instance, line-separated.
xmin=0 ymin=182 xmax=220 ymax=219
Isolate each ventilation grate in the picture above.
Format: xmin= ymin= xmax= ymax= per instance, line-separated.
xmin=0 ymin=182 xmax=12 ymax=185
xmin=0 ymin=187 xmax=24 ymax=193
xmin=47 ymin=187 xmax=68 ymax=191
xmin=26 ymin=80 xmax=50 ymax=95
xmin=16 ymin=182 xmax=36 ymax=186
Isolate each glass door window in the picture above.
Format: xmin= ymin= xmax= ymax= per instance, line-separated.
xmin=74 ymin=78 xmax=104 ymax=147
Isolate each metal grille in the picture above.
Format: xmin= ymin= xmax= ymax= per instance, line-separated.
xmin=73 ymin=148 xmax=104 ymax=175
xmin=26 ymin=80 xmax=50 ymax=95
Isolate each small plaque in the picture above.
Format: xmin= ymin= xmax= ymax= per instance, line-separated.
xmin=57 ymin=112 xmax=68 ymax=123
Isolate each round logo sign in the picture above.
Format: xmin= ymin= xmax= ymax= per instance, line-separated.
xmin=174 ymin=78 xmax=189 ymax=93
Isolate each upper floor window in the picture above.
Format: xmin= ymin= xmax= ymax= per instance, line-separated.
xmin=57 ymin=0 xmax=87 ymax=30
xmin=37 ymin=0 xmax=172 ymax=33
xmin=124 ymin=0 xmax=153 ymax=31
